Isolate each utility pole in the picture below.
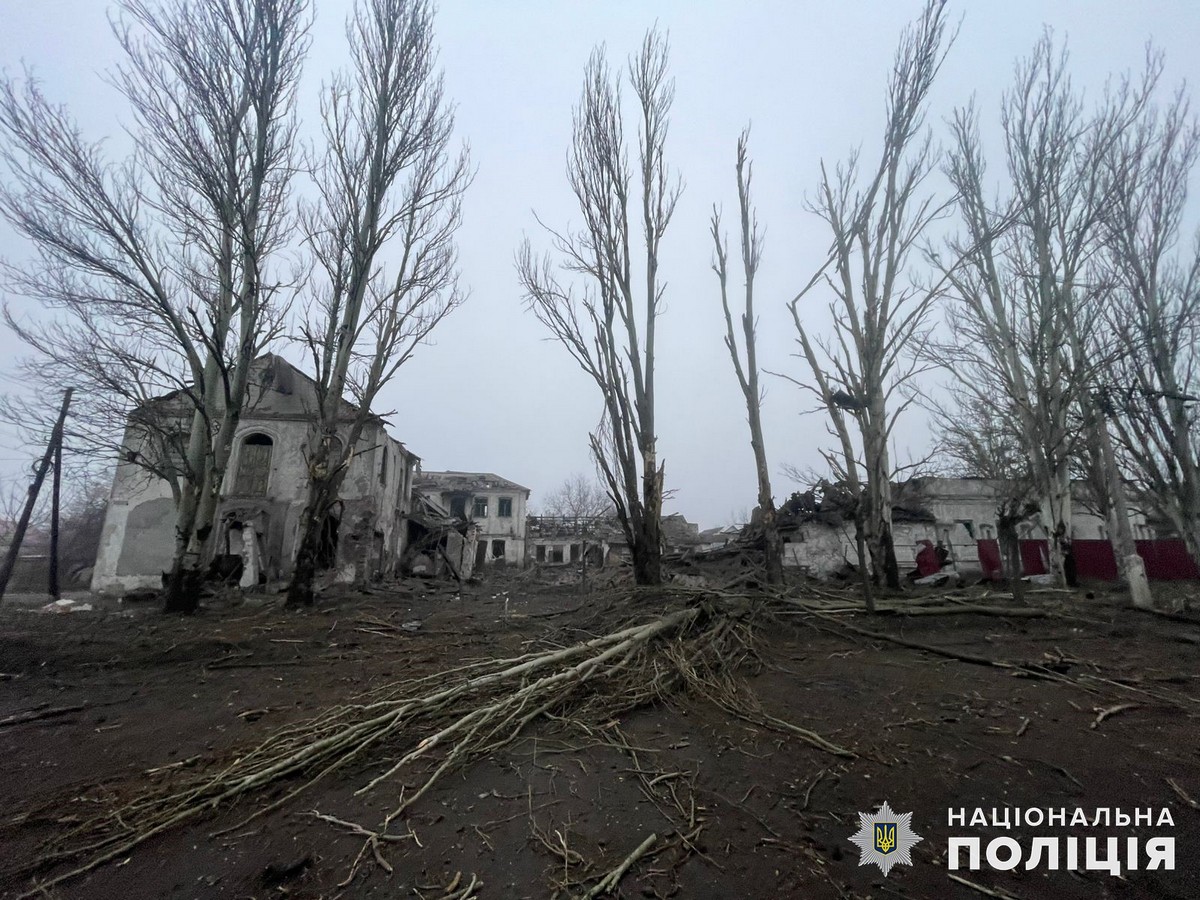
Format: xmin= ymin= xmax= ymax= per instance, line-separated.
xmin=49 ymin=423 xmax=64 ymax=599
xmin=0 ymin=388 xmax=73 ymax=603
xmin=1096 ymin=399 xmax=1152 ymax=609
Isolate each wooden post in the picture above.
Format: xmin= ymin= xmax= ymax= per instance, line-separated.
xmin=49 ymin=426 xmax=63 ymax=599
xmin=0 ymin=388 xmax=73 ymax=603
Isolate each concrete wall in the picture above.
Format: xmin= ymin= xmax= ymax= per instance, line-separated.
xmin=93 ymin=446 xmax=181 ymax=593
xmin=783 ymin=525 xmax=855 ymax=578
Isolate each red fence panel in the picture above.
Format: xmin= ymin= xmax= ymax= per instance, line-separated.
xmin=975 ymin=539 xmax=1049 ymax=578
xmin=977 ymin=538 xmax=1199 ymax=582
xmin=1019 ymin=540 xmax=1048 ymax=576
xmin=1071 ymin=540 xmax=1118 ymax=582
xmin=1135 ymin=539 xmax=1200 ymax=580
xmin=978 ymin=539 xmax=1002 ymax=580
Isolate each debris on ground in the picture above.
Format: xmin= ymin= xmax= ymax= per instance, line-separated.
xmin=0 ymin=567 xmax=1196 ymax=899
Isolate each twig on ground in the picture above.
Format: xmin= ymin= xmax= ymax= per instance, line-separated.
xmin=948 ymin=873 xmax=1024 ymax=899
xmin=1167 ymin=777 xmax=1200 ymax=811
xmin=1091 ymin=703 xmax=1140 ymax=729
xmin=801 ymin=769 xmax=827 ymax=811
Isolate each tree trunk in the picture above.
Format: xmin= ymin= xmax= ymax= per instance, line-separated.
xmin=287 ymin=462 xmax=338 ymax=608
xmin=761 ymin=503 xmax=784 ymax=587
xmin=1095 ymin=414 xmax=1152 ymax=608
xmin=879 ymin=521 xmax=900 ymax=591
xmin=163 ymin=481 xmax=203 ymax=614
xmin=1181 ymin=519 xmax=1200 ymax=580
xmin=1042 ymin=459 xmax=1072 ymax=588
xmin=854 ymin=512 xmax=875 ymax=612
xmin=630 ymin=533 xmax=662 ymax=587
xmin=287 ymin=507 xmax=324 ymax=607
xmin=630 ymin=454 xmax=663 ymax=587
xmin=998 ymin=517 xmax=1026 ymax=605
xmin=163 ymin=360 xmax=224 ymax=614
xmin=863 ymin=398 xmax=901 ymax=591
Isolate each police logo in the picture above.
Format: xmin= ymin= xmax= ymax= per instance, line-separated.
xmin=849 ymin=801 xmax=922 ymax=876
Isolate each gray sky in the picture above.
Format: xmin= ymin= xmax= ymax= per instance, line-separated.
xmin=2 ymin=1 xmax=1199 ymax=527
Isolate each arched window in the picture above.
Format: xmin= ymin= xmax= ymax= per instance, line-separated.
xmin=235 ymin=433 xmax=273 ymax=496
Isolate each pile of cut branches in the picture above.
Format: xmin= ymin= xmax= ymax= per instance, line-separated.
xmin=11 ymin=595 xmax=797 ymax=896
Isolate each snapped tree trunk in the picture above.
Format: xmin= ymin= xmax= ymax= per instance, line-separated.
xmin=762 ymin=504 xmax=784 ymax=587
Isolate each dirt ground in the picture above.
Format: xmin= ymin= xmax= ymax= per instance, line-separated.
xmin=0 ymin=570 xmax=1198 ymax=900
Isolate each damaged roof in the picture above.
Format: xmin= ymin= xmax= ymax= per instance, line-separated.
xmin=415 ymin=470 xmax=531 ymax=495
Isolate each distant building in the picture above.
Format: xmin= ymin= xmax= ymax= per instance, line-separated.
xmin=525 ymin=512 xmax=703 ymax=567
xmin=526 ymin=516 xmax=623 ymax=567
xmin=413 ymin=471 xmax=530 ymax=567
xmin=778 ymin=476 xmax=1175 ymax=580
xmin=92 ymin=354 xmax=418 ymax=593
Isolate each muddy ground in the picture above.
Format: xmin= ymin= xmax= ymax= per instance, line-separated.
xmin=0 ymin=570 xmax=1197 ymax=900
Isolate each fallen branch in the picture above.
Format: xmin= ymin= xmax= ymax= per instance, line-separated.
xmin=877 ymin=605 xmax=1051 ymax=618
xmin=0 ymin=704 xmax=87 ymax=728
xmin=11 ymin=599 xmax=751 ymax=896
xmin=578 ymin=832 xmax=657 ymax=899
xmin=802 ymin=607 xmax=1017 ymax=670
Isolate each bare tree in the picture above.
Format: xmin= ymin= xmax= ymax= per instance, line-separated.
xmin=518 ymin=29 xmax=680 ymax=587
xmin=285 ymin=0 xmax=470 ymax=606
xmin=1098 ymin=84 xmax=1200 ymax=566
xmin=935 ymin=34 xmax=1154 ymax=588
xmin=0 ymin=0 xmax=309 ymax=612
xmin=935 ymin=389 xmax=1040 ymax=602
xmin=542 ymin=473 xmax=615 ymax=520
xmin=789 ymin=0 xmax=953 ymax=596
xmin=710 ymin=131 xmax=783 ymax=585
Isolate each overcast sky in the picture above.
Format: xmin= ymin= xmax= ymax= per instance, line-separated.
xmin=2 ymin=1 xmax=1199 ymax=528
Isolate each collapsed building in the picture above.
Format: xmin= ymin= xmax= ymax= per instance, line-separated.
xmin=400 ymin=489 xmax=480 ymax=580
xmin=92 ymin=355 xmax=418 ymax=594
xmin=412 ymin=471 xmax=530 ymax=568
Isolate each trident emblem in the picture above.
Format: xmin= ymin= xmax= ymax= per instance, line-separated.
xmin=874 ymin=823 xmax=897 ymax=854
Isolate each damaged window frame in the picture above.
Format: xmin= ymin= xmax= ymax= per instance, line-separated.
xmin=498 ymin=496 xmax=513 ymax=518
xmin=234 ymin=433 xmax=273 ymax=497
xmin=472 ymin=497 xmax=488 ymax=518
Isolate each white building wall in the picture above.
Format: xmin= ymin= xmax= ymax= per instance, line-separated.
xmin=94 ymin=413 xmax=416 ymax=594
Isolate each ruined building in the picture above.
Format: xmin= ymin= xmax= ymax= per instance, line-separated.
xmin=412 ymin=471 xmax=529 ymax=567
xmin=92 ymin=355 xmax=418 ymax=593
